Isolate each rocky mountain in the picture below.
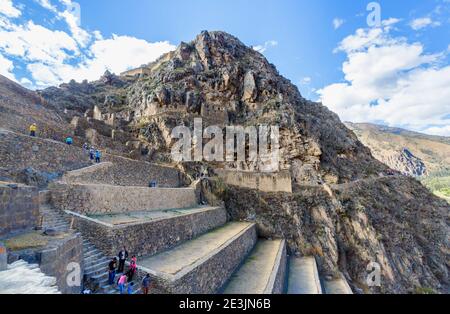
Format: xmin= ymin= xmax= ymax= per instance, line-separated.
xmin=346 ymin=122 xmax=450 ymax=201
xmin=1 ymin=31 xmax=448 ymax=294
xmin=40 ymin=31 xmax=388 ymax=183
xmin=345 ymin=122 xmax=450 ymax=176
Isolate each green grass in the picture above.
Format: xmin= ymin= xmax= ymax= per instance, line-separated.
xmin=414 ymin=287 xmax=436 ymax=294
xmin=420 ymin=173 xmax=450 ymax=203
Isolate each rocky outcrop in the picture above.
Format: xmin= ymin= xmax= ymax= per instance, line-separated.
xmin=1 ymin=30 xmax=448 ymax=294
xmin=385 ymin=148 xmax=427 ymax=176
xmin=210 ymin=176 xmax=449 ymax=294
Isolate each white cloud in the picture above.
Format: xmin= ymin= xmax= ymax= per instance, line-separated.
xmin=0 ymin=0 xmax=21 ymax=18
xmin=333 ymin=18 xmax=345 ymax=30
xmin=0 ymin=1 xmax=176 ymax=88
xmin=35 ymin=0 xmax=90 ymax=47
xmin=0 ymin=20 xmax=79 ymax=63
xmin=253 ymin=40 xmax=278 ymax=54
xmin=35 ymin=0 xmax=58 ymax=12
xmin=409 ymin=17 xmax=441 ymax=30
xmin=318 ymin=19 xmax=450 ymax=136
xmin=0 ymin=53 xmax=16 ymax=80
xmin=27 ymin=35 xmax=175 ymax=87
xmin=423 ymin=125 xmax=450 ymax=137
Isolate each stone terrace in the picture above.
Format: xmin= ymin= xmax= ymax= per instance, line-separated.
xmin=50 ymin=183 xmax=198 ymax=215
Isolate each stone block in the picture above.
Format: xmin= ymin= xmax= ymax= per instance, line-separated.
xmin=0 ymin=242 xmax=7 ymax=271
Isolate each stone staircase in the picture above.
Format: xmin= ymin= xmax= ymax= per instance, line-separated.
xmin=29 ymin=139 xmax=353 ymax=295
xmin=82 ymin=240 xmax=141 ymax=294
xmin=39 ymin=192 xmax=140 ymax=294
xmin=42 ymin=183 xmax=353 ymax=295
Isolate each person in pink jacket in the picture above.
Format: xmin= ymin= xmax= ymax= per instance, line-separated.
xmin=118 ymin=273 xmax=127 ymax=294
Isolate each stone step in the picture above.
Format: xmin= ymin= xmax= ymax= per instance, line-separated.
xmin=323 ymin=274 xmax=353 ymax=294
xmin=91 ymin=272 xmax=109 ymax=283
xmin=83 ymin=244 xmax=97 ymax=252
xmin=84 ymin=251 xmax=103 ymax=261
xmin=85 ymin=266 xmax=108 ymax=278
xmin=85 ymin=261 xmax=110 ymax=276
xmin=138 ymin=222 xmax=257 ymax=294
xmin=287 ymin=256 xmax=322 ymax=294
xmin=84 ymin=257 xmax=109 ymax=268
xmin=223 ymin=239 xmax=287 ymax=294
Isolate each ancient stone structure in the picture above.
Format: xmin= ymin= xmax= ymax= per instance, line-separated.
xmin=63 ymin=157 xmax=187 ymax=187
xmin=0 ymin=130 xmax=91 ymax=185
xmin=0 ymin=242 xmax=6 ymax=271
xmin=0 ymin=30 xmax=448 ymax=294
xmin=0 ymin=182 xmax=39 ymax=237
xmin=37 ymin=234 xmax=83 ymax=294
xmin=120 ymin=67 xmax=151 ymax=77
xmin=216 ymin=170 xmax=292 ymax=193
xmin=50 ymin=183 xmax=197 ymax=215
xmin=67 ymin=206 xmax=227 ymax=258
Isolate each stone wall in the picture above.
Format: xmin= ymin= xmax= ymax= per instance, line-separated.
xmin=264 ymin=239 xmax=287 ymax=294
xmin=50 ymin=183 xmax=198 ymax=215
xmin=68 ymin=207 xmax=227 ymax=258
xmin=0 ymin=182 xmax=39 ymax=237
xmin=0 ymin=130 xmax=91 ymax=185
xmin=6 ymin=232 xmax=83 ymax=294
xmin=120 ymin=67 xmax=151 ymax=77
xmin=139 ymin=223 xmax=257 ymax=294
xmin=38 ymin=233 xmax=83 ymax=294
xmin=216 ymin=169 xmax=292 ymax=193
xmin=64 ymin=156 xmax=187 ymax=187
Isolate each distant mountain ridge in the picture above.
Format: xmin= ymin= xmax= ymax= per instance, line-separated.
xmin=345 ymin=122 xmax=450 ymax=202
xmin=345 ymin=122 xmax=450 ymax=177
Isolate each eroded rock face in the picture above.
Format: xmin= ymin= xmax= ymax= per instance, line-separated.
xmin=11 ymin=30 xmax=447 ymax=294
xmin=118 ymin=31 xmax=387 ymax=182
xmin=241 ymin=71 xmax=257 ymax=102
xmin=210 ymin=176 xmax=449 ymax=294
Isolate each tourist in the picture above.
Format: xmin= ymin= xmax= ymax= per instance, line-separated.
xmin=127 ymin=256 xmax=137 ymax=282
xmin=82 ymin=142 xmax=89 ymax=151
xmin=141 ymin=273 xmax=151 ymax=295
xmin=95 ymin=150 xmax=102 ymax=163
xmin=108 ymin=257 xmax=117 ymax=285
xmin=118 ymin=273 xmax=127 ymax=294
xmin=127 ymin=282 xmax=134 ymax=294
xmin=65 ymin=136 xmax=73 ymax=145
xmin=29 ymin=123 xmax=37 ymax=137
xmin=117 ymin=246 xmax=128 ymax=273
xmin=89 ymin=147 xmax=95 ymax=161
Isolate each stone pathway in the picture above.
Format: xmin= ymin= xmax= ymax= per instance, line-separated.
xmin=139 ymin=222 xmax=254 ymax=275
xmin=287 ymin=256 xmax=323 ymax=294
xmin=223 ymin=239 xmax=286 ymax=294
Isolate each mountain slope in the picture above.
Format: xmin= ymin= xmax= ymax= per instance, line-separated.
xmin=346 ymin=122 xmax=450 ymax=201
xmin=1 ymin=31 xmax=448 ymax=293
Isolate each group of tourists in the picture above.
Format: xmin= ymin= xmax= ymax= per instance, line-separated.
xmin=28 ymin=123 xmax=102 ymax=163
xmin=29 ymin=123 xmax=102 ymax=163
xmin=108 ymin=247 xmax=152 ymax=294
xmin=82 ymin=143 xmax=102 ymax=163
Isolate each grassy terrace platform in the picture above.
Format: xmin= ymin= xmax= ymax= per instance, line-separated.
xmin=87 ymin=207 xmax=220 ymax=226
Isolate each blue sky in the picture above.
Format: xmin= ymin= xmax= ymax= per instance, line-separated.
xmin=0 ymin=0 xmax=449 ymax=135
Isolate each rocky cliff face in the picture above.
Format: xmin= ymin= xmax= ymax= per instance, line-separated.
xmin=112 ymin=31 xmax=385 ymax=183
xmin=1 ymin=30 xmax=448 ymax=294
